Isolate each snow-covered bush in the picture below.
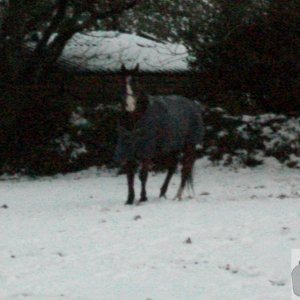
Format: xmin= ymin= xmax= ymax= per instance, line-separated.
xmin=65 ymin=104 xmax=300 ymax=171
xmin=51 ymin=104 xmax=300 ymax=172
xmin=0 ymin=84 xmax=74 ymax=176
xmin=203 ymin=107 xmax=300 ymax=167
xmin=4 ymin=101 xmax=299 ymax=176
xmin=63 ymin=104 xmax=120 ymax=171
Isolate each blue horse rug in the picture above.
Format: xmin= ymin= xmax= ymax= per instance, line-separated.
xmin=114 ymin=95 xmax=204 ymax=163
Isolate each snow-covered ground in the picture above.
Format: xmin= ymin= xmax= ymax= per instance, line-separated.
xmin=1 ymin=159 xmax=300 ymax=300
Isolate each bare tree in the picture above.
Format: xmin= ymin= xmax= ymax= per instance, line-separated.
xmin=0 ymin=0 xmax=142 ymax=84
xmin=0 ymin=0 xmax=142 ymax=174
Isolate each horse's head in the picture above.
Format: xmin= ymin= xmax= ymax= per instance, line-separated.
xmin=119 ymin=64 xmax=148 ymax=118
xmin=116 ymin=64 xmax=149 ymax=164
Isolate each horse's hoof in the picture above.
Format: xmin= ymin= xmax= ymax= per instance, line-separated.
xmin=159 ymin=191 xmax=167 ymax=198
xmin=139 ymin=197 xmax=148 ymax=202
xmin=125 ymin=200 xmax=134 ymax=205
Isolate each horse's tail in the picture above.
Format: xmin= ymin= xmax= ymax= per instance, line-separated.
xmin=186 ymin=163 xmax=195 ymax=196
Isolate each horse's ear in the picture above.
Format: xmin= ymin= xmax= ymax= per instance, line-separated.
xmin=134 ymin=63 xmax=140 ymax=73
xmin=121 ymin=64 xmax=127 ymax=73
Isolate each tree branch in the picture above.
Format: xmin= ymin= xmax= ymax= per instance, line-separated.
xmin=44 ymin=0 xmax=143 ymax=68
xmin=96 ymin=0 xmax=143 ymax=20
xmin=74 ymin=0 xmax=143 ymax=32
xmin=34 ymin=0 xmax=68 ymax=54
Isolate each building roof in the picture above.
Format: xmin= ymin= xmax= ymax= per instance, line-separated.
xmin=58 ymin=31 xmax=189 ymax=73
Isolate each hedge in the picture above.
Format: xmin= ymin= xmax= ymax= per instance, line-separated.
xmin=1 ymin=102 xmax=300 ymax=176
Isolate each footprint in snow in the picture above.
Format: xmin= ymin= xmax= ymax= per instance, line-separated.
xmin=269 ymin=279 xmax=286 ymax=286
xmin=218 ymin=264 xmax=239 ymax=274
xmin=254 ymin=185 xmax=265 ymax=189
xmin=277 ymin=194 xmax=289 ymax=199
xmin=219 ymin=264 xmax=261 ymax=277
xmin=199 ymin=192 xmax=210 ymax=196
xmin=280 ymin=226 xmax=290 ymax=234
xmin=184 ymin=237 xmax=192 ymax=244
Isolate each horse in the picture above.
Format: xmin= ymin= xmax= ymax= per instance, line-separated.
xmin=114 ymin=64 xmax=204 ymax=205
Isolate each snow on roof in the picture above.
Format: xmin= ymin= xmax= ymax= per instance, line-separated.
xmin=59 ymin=31 xmax=189 ymax=73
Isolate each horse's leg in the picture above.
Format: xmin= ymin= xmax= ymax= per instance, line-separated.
xmin=125 ymin=161 xmax=136 ymax=205
xmin=175 ymin=145 xmax=196 ymax=200
xmin=160 ymin=155 xmax=178 ymax=198
xmin=139 ymin=161 xmax=149 ymax=202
